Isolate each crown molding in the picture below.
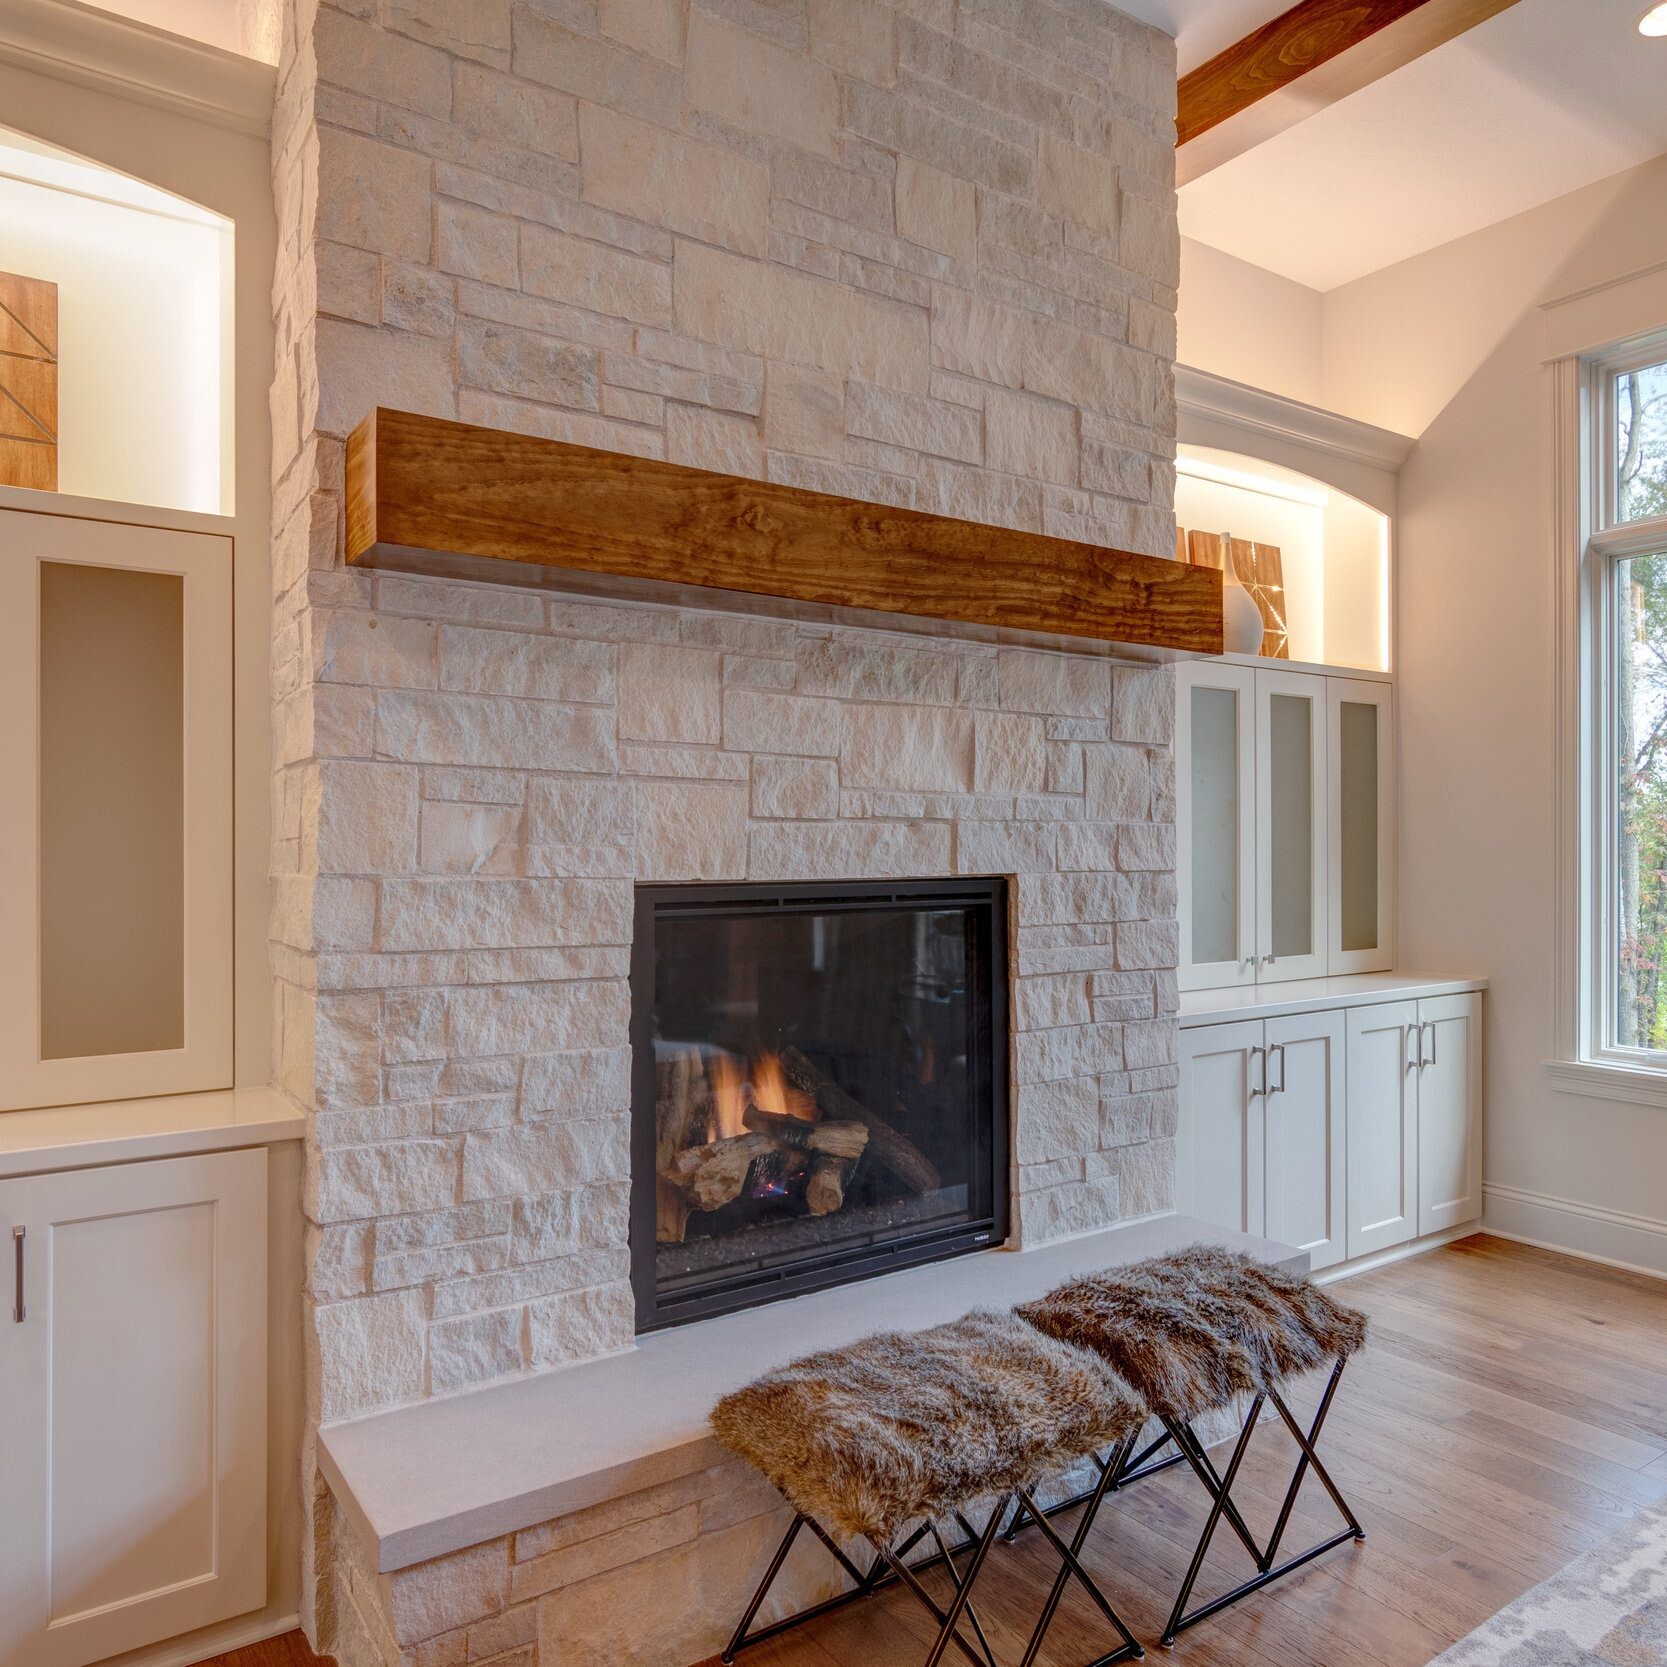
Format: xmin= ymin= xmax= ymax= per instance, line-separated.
xmin=1175 ymin=364 xmax=1416 ymax=475
xmin=0 ymin=0 xmax=275 ymax=138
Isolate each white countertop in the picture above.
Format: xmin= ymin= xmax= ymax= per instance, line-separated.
xmin=318 ymin=1211 xmax=1307 ymax=1573
xmin=1180 ymin=972 xmax=1488 ymax=1029
xmin=0 ymin=1086 xmax=304 ymax=1177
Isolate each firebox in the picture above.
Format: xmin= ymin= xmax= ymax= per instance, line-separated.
xmin=630 ymin=879 xmax=1009 ymax=1330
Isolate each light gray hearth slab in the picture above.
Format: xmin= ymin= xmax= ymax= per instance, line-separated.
xmin=319 ymin=1210 xmax=1306 ymax=1572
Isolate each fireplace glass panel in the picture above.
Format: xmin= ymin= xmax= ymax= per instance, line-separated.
xmin=633 ymin=881 xmax=1007 ymax=1329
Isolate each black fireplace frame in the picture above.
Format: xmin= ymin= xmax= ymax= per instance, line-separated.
xmin=630 ymin=877 xmax=1010 ymax=1333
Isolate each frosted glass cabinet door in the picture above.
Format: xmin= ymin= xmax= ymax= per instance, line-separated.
xmin=1176 ymin=664 xmax=1256 ymax=992
xmin=1254 ymin=670 xmax=1329 ymax=983
xmin=0 ymin=508 xmax=232 ymax=1109
xmin=0 ymin=1149 xmax=267 ymax=1667
xmin=1328 ymin=680 xmax=1395 ymax=974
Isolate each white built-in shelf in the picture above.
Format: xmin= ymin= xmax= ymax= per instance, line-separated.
xmin=1180 ymin=973 xmax=1488 ymax=1030
xmin=0 ymin=1086 xmax=302 ymax=1177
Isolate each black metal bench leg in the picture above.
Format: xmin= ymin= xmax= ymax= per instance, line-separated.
xmin=1017 ymin=1435 xmax=1144 ymax=1667
xmin=878 ymin=1500 xmax=1011 ymax=1667
xmin=1015 ymin=1476 xmax=1146 ymax=1667
xmin=928 ymin=1520 xmax=1000 ymax=1667
xmin=1158 ymin=1358 xmax=1366 ymax=1646
xmin=722 ymin=1514 xmax=804 ymax=1663
xmin=1164 ymin=1414 xmax=1268 ymax=1570
xmin=1160 ymin=1393 xmax=1263 ymax=1646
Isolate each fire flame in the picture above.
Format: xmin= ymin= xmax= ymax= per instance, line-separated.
xmin=710 ymin=1055 xmax=748 ymax=1141
xmin=705 ymin=1050 xmax=819 ymax=1142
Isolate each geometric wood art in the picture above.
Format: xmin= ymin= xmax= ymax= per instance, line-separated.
xmin=1229 ymin=536 xmax=1289 ymax=660
xmin=0 ymin=273 xmax=59 ymax=492
xmin=1178 ymin=526 xmax=1289 ymax=658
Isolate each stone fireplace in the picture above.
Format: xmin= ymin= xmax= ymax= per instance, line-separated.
xmin=267 ymin=0 xmax=1184 ymax=1657
xmin=633 ymin=877 xmax=1009 ymax=1328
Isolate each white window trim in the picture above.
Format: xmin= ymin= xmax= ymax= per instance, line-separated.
xmin=1551 ymin=329 xmax=1667 ymax=1094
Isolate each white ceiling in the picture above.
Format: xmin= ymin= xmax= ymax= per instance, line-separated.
xmin=1178 ymin=0 xmax=1667 ymax=292
xmin=1112 ymin=0 xmax=1288 ymax=75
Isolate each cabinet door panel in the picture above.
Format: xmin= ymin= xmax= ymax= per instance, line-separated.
xmin=1417 ymin=993 xmax=1482 ymax=1235
xmin=1328 ymin=680 xmax=1395 ymax=974
xmin=0 ymin=1150 xmax=266 ymax=1667
xmin=1255 ymin=671 xmax=1329 ymax=983
xmin=0 ymin=509 xmax=233 ymax=1109
xmin=1178 ymin=1021 xmax=1266 ymax=1237
xmin=1345 ymin=1001 xmax=1419 ymax=1258
xmin=1177 ymin=664 xmax=1257 ymax=992
xmin=1265 ymin=1009 xmax=1346 ymax=1270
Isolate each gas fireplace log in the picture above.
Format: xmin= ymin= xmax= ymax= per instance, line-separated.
xmin=740 ymin=1104 xmax=868 ymax=1160
xmin=804 ymin=1154 xmax=850 ymax=1217
xmin=656 ymin=1176 xmax=692 ymax=1244
xmin=656 ymin=1049 xmax=709 ymax=1169
xmin=780 ymin=1047 xmax=942 ymax=1195
xmin=665 ymin=1131 xmax=777 ymax=1213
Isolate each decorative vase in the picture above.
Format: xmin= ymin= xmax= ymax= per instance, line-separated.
xmin=1220 ymin=534 xmax=1264 ymax=656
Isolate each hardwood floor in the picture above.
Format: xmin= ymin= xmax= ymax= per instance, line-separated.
xmin=215 ymin=1236 xmax=1667 ymax=1667
xmin=198 ymin=1635 xmax=332 ymax=1667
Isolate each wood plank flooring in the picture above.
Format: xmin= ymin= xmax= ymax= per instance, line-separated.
xmin=216 ymin=1236 xmax=1667 ymax=1667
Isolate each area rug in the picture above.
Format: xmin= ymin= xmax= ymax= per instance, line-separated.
xmin=1430 ymin=1496 xmax=1667 ymax=1665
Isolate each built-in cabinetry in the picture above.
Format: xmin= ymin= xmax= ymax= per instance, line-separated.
xmin=1179 ymin=980 xmax=1484 ymax=1273
xmin=1178 ymin=661 xmax=1394 ymax=992
xmin=0 ymin=1147 xmax=267 ymax=1667
xmin=0 ymin=507 xmax=233 ymax=1111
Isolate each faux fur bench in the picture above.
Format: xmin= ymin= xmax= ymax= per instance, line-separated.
xmin=1019 ymin=1245 xmax=1368 ymax=1645
xmin=712 ymin=1308 xmax=1149 ymax=1667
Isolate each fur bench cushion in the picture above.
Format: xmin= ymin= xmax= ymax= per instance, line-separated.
xmin=710 ymin=1308 xmax=1146 ymax=1543
xmin=1018 ymin=1246 xmax=1368 ymax=1422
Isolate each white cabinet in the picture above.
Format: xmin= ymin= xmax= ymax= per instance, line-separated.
xmin=1265 ymin=1010 xmax=1347 ymax=1270
xmin=1345 ymin=1001 xmax=1419 ymax=1258
xmin=1179 ymin=1009 xmax=1345 ymax=1269
xmin=1327 ymin=680 xmax=1395 ymax=974
xmin=1178 ymin=1021 xmax=1265 ymax=1237
xmin=1416 ymin=993 xmax=1483 ymax=1235
xmin=1178 ymin=663 xmax=1393 ymax=992
xmin=0 ymin=1148 xmax=266 ymax=1667
xmin=0 ymin=508 xmax=233 ymax=1111
xmin=1182 ymin=986 xmax=1482 ymax=1273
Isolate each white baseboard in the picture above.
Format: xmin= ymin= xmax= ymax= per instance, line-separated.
xmin=1482 ymin=1183 xmax=1667 ymax=1280
xmin=1310 ymin=1224 xmax=1479 ymax=1285
xmin=109 ymin=1611 xmax=300 ymax=1667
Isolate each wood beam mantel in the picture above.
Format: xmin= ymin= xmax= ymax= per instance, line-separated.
xmin=344 ymin=409 xmax=1222 ymax=656
xmin=1177 ymin=0 xmax=1523 ymax=184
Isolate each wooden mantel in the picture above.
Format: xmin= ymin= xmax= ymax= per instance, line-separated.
xmin=344 ymin=409 xmax=1222 ymax=656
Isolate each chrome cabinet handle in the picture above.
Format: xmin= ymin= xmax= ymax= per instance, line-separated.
xmin=1421 ymin=1021 xmax=1437 ymax=1068
xmin=1248 ymin=1045 xmax=1267 ymax=1098
xmin=1269 ymin=1042 xmax=1287 ymax=1095
xmin=12 ymin=1226 xmax=23 ymax=1324
xmin=1405 ymin=1026 xmax=1420 ymax=1073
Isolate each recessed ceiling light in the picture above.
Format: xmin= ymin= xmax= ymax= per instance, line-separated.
xmin=1641 ymin=2 xmax=1667 ymax=35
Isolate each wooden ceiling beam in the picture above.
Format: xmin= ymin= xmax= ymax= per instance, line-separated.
xmin=344 ymin=409 xmax=1224 ymax=656
xmin=1177 ymin=0 xmax=1524 ymax=185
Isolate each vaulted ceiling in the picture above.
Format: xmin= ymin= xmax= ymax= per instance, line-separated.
xmin=1178 ymin=0 xmax=1667 ymax=291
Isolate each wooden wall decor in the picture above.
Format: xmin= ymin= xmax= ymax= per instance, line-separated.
xmin=0 ymin=273 xmax=58 ymax=492
xmin=1177 ymin=0 xmax=1523 ymax=184
xmin=1179 ymin=526 xmax=1289 ymax=659
xmin=346 ymin=409 xmax=1224 ymax=656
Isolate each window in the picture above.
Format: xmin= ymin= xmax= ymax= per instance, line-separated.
xmin=1587 ymin=339 xmax=1667 ymax=1065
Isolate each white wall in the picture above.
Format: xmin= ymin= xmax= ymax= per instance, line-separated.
xmin=1178 ymin=237 xmax=1325 ymax=407
xmin=1319 ymin=153 xmax=1667 ymax=1275
xmin=1179 ymin=153 xmax=1667 ymax=1273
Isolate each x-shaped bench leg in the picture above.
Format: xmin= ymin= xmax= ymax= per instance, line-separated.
xmin=1159 ymin=1358 xmax=1364 ymax=1646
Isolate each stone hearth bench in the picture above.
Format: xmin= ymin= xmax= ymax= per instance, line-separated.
xmin=316 ymin=1213 xmax=1306 ymax=1667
